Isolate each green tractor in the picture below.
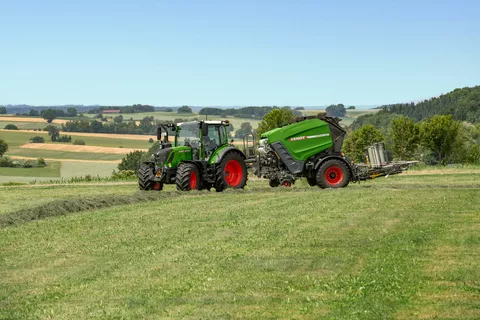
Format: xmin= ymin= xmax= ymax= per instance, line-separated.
xmin=139 ymin=120 xmax=247 ymax=192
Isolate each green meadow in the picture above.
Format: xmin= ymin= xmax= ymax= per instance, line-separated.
xmin=1 ymin=173 xmax=478 ymax=319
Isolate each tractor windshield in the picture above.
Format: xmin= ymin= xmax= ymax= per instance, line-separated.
xmin=176 ymin=122 xmax=200 ymax=147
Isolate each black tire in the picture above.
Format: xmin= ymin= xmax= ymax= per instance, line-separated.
xmin=215 ymin=152 xmax=247 ymax=192
xmin=269 ymin=179 xmax=280 ymax=188
xmin=306 ymin=177 xmax=317 ymax=187
xmin=176 ymin=162 xmax=201 ymax=191
xmin=316 ymin=159 xmax=351 ymax=189
xmin=138 ymin=163 xmax=163 ymax=191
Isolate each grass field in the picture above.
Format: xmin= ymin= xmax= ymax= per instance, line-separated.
xmin=0 ymin=121 xmax=62 ymax=130
xmin=1 ymin=172 xmax=479 ymax=319
xmin=0 ymin=161 xmax=61 ymax=178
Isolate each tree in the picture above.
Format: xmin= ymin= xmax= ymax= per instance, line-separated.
xmin=178 ymin=105 xmax=193 ymax=113
xmin=294 ymin=107 xmax=305 ymax=110
xmin=29 ymin=109 xmax=39 ymax=116
xmin=66 ymin=107 xmax=78 ymax=117
xmin=326 ymin=104 xmax=346 ymax=117
xmin=0 ymin=106 xmax=6 ymax=114
xmin=118 ymin=150 xmax=146 ymax=172
xmin=4 ymin=124 xmax=18 ymax=130
xmin=235 ymin=122 xmax=253 ymax=138
xmin=257 ymin=108 xmax=293 ymax=137
xmin=419 ymin=115 xmax=462 ymax=164
xmin=30 ymin=136 xmax=45 ymax=143
xmin=343 ymin=125 xmax=385 ymax=162
xmin=347 ymin=106 xmax=356 ymax=110
xmin=45 ymin=125 xmax=60 ymax=141
xmin=113 ymin=115 xmax=123 ymax=123
xmin=389 ymin=117 xmax=420 ymax=160
xmin=41 ymin=109 xmax=57 ymax=123
xmin=0 ymin=139 xmax=8 ymax=156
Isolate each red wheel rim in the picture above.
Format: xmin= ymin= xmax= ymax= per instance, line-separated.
xmin=325 ymin=166 xmax=344 ymax=185
xmin=152 ymin=182 xmax=162 ymax=190
xmin=190 ymin=171 xmax=197 ymax=190
xmin=282 ymin=181 xmax=292 ymax=187
xmin=224 ymin=160 xmax=243 ymax=187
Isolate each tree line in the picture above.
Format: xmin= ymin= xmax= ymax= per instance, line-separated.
xmin=62 ymin=118 xmax=156 ymax=135
xmin=198 ymin=106 xmax=302 ymax=119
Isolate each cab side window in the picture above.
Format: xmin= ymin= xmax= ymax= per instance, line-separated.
xmin=206 ymin=126 xmax=220 ymax=151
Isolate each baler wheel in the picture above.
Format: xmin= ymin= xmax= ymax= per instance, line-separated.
xmin=176 ymin=163 xmax=201 ymax=191
xmin=215 ymin=152 xmax=247 ymax=192
xmin=138 ymin=163 xmax=157 ymax=191
xmin=281 ymin=180 xmax=292 ymax=187
xmin=269 ymin=179 xmax=280 ymax=188
xmin=316 ymin=159 xmax=351 ymax=189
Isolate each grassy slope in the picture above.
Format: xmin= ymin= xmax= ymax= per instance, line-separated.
xmin=1 ymin=174 xmax=479 ymax=319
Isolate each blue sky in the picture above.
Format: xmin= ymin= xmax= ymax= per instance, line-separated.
xmin=0 ymin=0 xmax=479 ymax=106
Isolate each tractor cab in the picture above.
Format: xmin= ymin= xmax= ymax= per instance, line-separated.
xmin=157 ymin=121 xmax=230 ymax=161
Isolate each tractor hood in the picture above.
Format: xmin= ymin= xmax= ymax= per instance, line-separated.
xmin=153 ymin=145 xmax=193 ymax=168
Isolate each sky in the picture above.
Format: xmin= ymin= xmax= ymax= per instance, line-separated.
xmin=0 ymin=0 xmax=479 ymax=107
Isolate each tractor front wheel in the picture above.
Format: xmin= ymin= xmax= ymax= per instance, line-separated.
xmin=215 ymin=152 xmax=247 ymax=192
xmin=138 ymin=163 xmax=160 ymax=191
xmin=176 ymin=163 xmax=201 ymax=191
xmin=316 ymin=159 xmax=351 ymax=189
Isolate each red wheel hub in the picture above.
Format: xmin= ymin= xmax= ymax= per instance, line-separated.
xmin=224 ymin=160 xmax=243 ymax=187
xmin=325 ymin=166 xmax=344 ymax=185
xmin=152 ymin=182 xmax=163 ymax=190
xmin=189 ymin=171 xmax=197 ymax=190
xmin=282 ymin=181 xmax=292 ymax=187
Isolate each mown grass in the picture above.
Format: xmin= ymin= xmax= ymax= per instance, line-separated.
xmin=0 ymin=173 xmax=479 ymax=319
xmin=0 ymin=161 xmax=61 ymax=178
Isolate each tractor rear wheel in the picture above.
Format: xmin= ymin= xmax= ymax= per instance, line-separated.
xmin=215 ymin=152 xmax=247 ymax=192
xmin=176 ymin=163 xmax=201 ymax=191
xmin=306 ymin=177 xmax=317 ymax=187
xmin=138 ymin=163 xmax=161 ymax=191
xmin=316 ymin=159 xmax=351 ymax=189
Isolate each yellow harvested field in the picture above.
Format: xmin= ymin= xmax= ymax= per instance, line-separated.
xmin=0 ymin=116 xmax=68 ymax=124
xmin=20 ymin=143 xmax=147 ymax=154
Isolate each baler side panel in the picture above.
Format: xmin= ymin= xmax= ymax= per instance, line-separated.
xmin=267 ymin=119 xmax=334 ymax=161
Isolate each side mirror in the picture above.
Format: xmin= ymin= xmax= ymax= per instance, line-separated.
xmin=201 ymin=122 xmax=208 ymax=136
xmin=156 ymin=127 xmax=162 ymax=141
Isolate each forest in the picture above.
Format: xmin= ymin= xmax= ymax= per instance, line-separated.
xmin=353 ymin=86 xmax=480 ymax=130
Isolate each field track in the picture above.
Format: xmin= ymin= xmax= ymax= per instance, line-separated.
xmin=19 ymin=143 xmax=147 ymax=154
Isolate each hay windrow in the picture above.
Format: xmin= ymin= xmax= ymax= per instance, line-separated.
xmin=0 ymin=191 xmax=177 ymax=228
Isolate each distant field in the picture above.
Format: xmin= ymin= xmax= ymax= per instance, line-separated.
xmin=0 ymin=121 xmax=62 ymax=130
xmin=0 ymin=116 xmax=67 ymax=124
xmin=0 ymin=161 xmax=61 ymax=178
xmin=0 ymin=173 xmax=479 ymax=319
xmin=0 ymin=130 xmax=150 ymax=157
